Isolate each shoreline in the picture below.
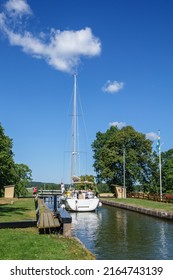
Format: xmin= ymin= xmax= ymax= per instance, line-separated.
xmin=101 ymin=199 xmax=173 ymax=220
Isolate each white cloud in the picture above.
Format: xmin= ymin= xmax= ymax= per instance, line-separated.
xmin=109 ymin=121 xmax=126 ymax=129
xmin=5 ymin=0 xmax=32 ymax=16
xmin=0 ymin=0 xmax=101 ymax=73
xmin=146 ymin=132 xmax=158 ymax=141
xmin=102 ymin=80 xmax=124 ymax=94
xmin=0 ymin=12 xmax=5 ymax=26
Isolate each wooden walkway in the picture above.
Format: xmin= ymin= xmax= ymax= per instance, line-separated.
xmin=38 ymin=212 xmax=61 ymax=234
xmin=35 ymin=196 xmax=72 ymax=236
xmin=35 ymin=197 xmax=61 ymax=234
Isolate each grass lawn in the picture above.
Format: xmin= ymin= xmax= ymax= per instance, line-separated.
xmin=0 ymin=228 xmax=95 ymax=260
xmin=102 ymin=197 xmax=173 ymax=212
xmin=0 ymin=198 xmax=95 ymax=260
xmin=0 ymin=197 xmax=36 ymax=222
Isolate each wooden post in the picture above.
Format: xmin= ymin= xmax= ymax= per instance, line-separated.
xmin=63 ymin=223 xmax=71 ymax=237
xmin=56 ymin=208 xmax=72 ymax=237
xmin=53 ymin=195 xmax=57 ymax=214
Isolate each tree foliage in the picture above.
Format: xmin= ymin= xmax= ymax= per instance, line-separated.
xmin=92 ymin=126 xmax=153 ymax=191
xmin=73 ymin=174 xmax=95 ymax=190
xmin=14 ymin=164 xmax=32 ymax=196
xmin=0 ymin=123 xmax=32 ymax=196
xmin=92 ymin=125 xmax=173 ymax=194
xmin=143 ymin=149 xmax=173 ymax=194
xmin=161 ymin=149 xmax=173 ymax=192
xmin=0 ymin=124 xmax=16 ymax=195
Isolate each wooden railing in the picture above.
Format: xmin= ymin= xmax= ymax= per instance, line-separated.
xmin=127 ymin=192 xmax=173 ymax=203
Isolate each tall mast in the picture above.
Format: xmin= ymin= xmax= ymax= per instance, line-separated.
xmin=71 ymin=73 xmax=77 ymax=183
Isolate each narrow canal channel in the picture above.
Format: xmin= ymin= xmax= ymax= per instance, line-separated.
xmin=46 ymin=199 xmax=173 ymax=260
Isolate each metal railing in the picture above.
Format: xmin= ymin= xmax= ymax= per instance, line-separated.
xmin=38 ymin=190 xmax=62 ymax=196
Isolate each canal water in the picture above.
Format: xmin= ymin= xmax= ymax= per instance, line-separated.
xmin=46 ymin=199 xmax=173 ymax=260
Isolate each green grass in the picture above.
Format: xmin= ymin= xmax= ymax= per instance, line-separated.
xmin=0 ymin=228 xmax=95 ymax=260
xmin=0 ymin=198 xmax=95 ymax=260
xmin=0 ymin=198 xmax=36 ymax=222
xmin=102 ymin=197 xmax=173 ymax=212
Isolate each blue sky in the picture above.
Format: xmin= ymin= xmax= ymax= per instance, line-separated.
xmin=0 ymin=0 xmax=173 ymax=183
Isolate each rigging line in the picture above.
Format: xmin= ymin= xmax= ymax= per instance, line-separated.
xmin=76 ymin=105 xmax=81 ymax=176
xmin=76 ymin=78 xmax=90 ymax=166
xmin=62 ymin=79 xmax=75 ymax=184
xmin=75 ymin=112 xmax=88 ymax=176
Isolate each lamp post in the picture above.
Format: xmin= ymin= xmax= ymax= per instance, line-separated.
xmin=123 ymin=146 xmax=126 ymax=198
xmin=156 ymin=130 xmax=162 ymax=201
xmin=159 ymin=150 xmax=162 ymax=201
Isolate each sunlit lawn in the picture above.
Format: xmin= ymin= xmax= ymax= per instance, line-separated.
xmin=102 ymin=197 xmax=173 ymax=212
xmin=0 ymin=197 xmax=36 ymax=222
xmin=0 ymin=198 xmax=95 ymax=260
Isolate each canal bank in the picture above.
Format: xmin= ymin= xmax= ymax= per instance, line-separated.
xmin=101 ymin=199 xmax=173 ymax=220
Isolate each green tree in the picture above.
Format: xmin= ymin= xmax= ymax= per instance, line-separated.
xmin=160 ymin=149 xmax=173 ymax=193
xmin=80 ymin=174 xmax=95 ymax=183
xmin=147 ymin=149 xmax=173 ymax=194
xmin=73 ymin=174 xmax=95 ymax=190
xmin=0 ymin=124 xmax=16 ymax=195
xmin=0 ymin=123 xmax=32 ymax=196
xmin=92 ymin=126 xmax=152 ymax=191
xmin=145 ymin=151 xmax=159 ymax=193
xmin=14 ymin=164 xmax=32 ymax=196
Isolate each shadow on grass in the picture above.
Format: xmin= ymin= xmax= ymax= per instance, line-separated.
xmin=0 ymin=205 xmax=30 ymax=217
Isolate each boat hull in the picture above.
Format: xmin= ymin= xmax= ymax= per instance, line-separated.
xmin=65 ymin=197 xmax=100 ymax=212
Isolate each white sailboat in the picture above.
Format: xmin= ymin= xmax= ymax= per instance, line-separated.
xmin=63 ymin=73 xmax=101 ymax=212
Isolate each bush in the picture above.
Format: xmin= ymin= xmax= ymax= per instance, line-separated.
xmin=96 ymin=183 xmax=111 ymax=193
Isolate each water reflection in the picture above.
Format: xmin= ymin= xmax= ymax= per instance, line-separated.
xmin=46 ymin=198 xmax=173 ymax=260
xmin=70 ymin=211 xmax=102 ymax=252
xmin=70 ymin=205 xmax=173 ymax=260
xmin=158 ymin=223 xmax=168 ymax=258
